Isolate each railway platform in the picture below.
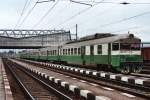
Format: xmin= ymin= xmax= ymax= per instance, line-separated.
xmin=11 ymin=59 xmax=146 ymax=100
xmin=0 ymin=58 xmax=13 ymax=100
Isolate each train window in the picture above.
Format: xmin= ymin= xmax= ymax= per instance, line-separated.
xmin=120 ymin=43 xmax=140 ymax=50
xmin=47 ymin=51 xmax=50 ymax=55
xmin=54 ymin=50 xmax=57 ymax=55
xmin=50 ymin=51 xmax=51 ymax=55
xmin=97 ymin=45 xmax=102 ymax=54
xmin=74 ymin=48 xmax=77 ymax=55
xmin=131 ymin=43 xmax=140 ymax=50
xmin=68 ymin=49 xmax=70 ymax=55
xmin=78 ymin=48 xmax=81 ymax=55
xmin=120 ymin=43 xmax=130 ymax=50
xmin=81 ymin=46 xmax=85 ymax=55
xmin=65 ymin=49 xmax=67 ymax=55
xmin=63 ymin=49 xmax=65 ymax=55
xmin=51 ymin=51 xmax=53 ymax=55
xmin=52 ymin=50 xmax=54 ymax=55
xmin=90 ymin=45 xmax=94 ymax=55
xmin=53 ymin=50 xmax=55 ymax=55
xmin=71 ymin=48 xmax=73 ymax=55
xmin=112 ymin=43 xmax=119 ymax=50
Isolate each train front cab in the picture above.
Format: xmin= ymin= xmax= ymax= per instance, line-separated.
xmin=111 ymin=39 xmax=143 ymax=74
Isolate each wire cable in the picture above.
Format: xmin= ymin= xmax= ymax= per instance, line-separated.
xmin=57 ymin=0 xmax=105 ymax=27
xmin=97 ymin=10 xmax=150 ymax=28
xmin=111 ymin=26 xmax=140 ymax=33
xmin=17 ymin=0 xmax=40 ymax=28
xmin=14 ymin=0 xmax=31 ymax=29
xmin=32 ymin=0 xmax=59 ymax=28
xmin=74 ymin=1 xmax=150 ymax=5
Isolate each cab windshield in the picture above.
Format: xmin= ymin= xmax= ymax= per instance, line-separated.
xmin=120 ymin=43 xmax=140 ymax=50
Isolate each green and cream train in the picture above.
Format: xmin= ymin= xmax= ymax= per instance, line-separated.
xmin=20 ymin=33 xmax=143 ymax=74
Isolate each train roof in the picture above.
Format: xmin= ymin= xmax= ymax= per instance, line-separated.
xmin=67 ymin=33 xmax=140 ymax=45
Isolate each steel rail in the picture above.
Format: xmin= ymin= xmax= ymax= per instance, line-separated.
xmin=5 ymin=60 xmax=72 ymax=100
xmin=4 ymin=61 xmax=35 ymax=100
xmin=18 ymin=59 xmax=150 ymax=99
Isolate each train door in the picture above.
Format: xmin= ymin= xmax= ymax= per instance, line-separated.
xmin=90 ymin=45 xmax=94 ymax=64
xmin=57 ymin=46 xmax=61 ymax=61
xmin=108 ymin=43 xmax=111 ymax=65
xmin=81 ymin=46 xmax=86 ymax=65
xmin=46 ymin=50 xmax=48 ymax=61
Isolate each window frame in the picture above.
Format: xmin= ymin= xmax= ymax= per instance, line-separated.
xmin=78 ymin=48 xmax=81 ymax=55
xmin=74 ymin=48 xmax=77 ymax=55
xmin=97 ymin=45 xmax=102 ymax=54
xmin=112 ymin=43 xmax=119 ymax=51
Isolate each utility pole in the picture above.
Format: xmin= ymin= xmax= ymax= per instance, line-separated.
xmin=76 ymin=24 xmax=78 ymax=40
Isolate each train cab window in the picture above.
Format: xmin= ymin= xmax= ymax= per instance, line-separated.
xmin=74 ymin=48 xmax=77 ymax=55
xmin=120 ymin=43 xmax=130 ymax=50
xmin=131 ymin=43 xmax=140 ymax=50
xmin=112 ymin=43 xmax=119 ymax=50
xmin=78 ymin=48 xmax=81 ymax=55
xmin=120 ymin=43 xmax=140 ymax=50
xmin=68 ymin=49 xmax=70 ymax=55
xmin=97 ymin=45 xmax=102 ymax=54
xmin=71 ymin=48 xmax=73 ymax=55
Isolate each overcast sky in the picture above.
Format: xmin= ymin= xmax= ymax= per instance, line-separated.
xmin=0 ymin=0 xmax=150 ymax=42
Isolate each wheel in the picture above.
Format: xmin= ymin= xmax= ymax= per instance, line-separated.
xmin=132 ymin=67 xmax=137 ymax=73
xmin=120 ymin=65 xmax=130 ymax=74
xmin=135 ymin=66 xmax=142 ymax=73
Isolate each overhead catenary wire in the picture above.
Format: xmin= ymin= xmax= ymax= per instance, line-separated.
xmin=70 ymin=0 xmax=92 ymax=6
xmin=43 ymin=1 xmax=72 ymax=29
xmin=32 ymin=0 xmax=59 ymax=28
xmin=17 ymin=0 xmax=40 ymax=28
xmin=69 ymin=4 xmax=117 ymax=29
xmin=110 ymin=26 xmax=141 ymax=33
xmin=14 ymin=0 xmax=31 ymax=29
xmin=37 ymin=0 xmax=150 ymax=5
xmin=56 ymin=0 xmax=105 ymax=27
xmin=96 ymin=10 xmax=150 ymax=29
xmin=71 ymin=1 xmax=150 ymax=5
xmin=21 ymin=0 xmax=32 ymax=16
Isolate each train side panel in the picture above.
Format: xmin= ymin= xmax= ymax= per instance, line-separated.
xmin=142 ymin=47 xmax=150 ymax=63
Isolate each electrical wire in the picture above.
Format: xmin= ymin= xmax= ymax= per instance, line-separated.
xmin=56 ymin=0 xmax=105 ymax=27
xmin=14 ymin=0 xmax=31 ymax=29
xmin=71 ymin=1 xmax=150 ymax=5
xmin=44 ymin=1 xmax=71 ymax=29
xmin=17 ymin=0 xmax=40 ymax=28
xmin=97 ymin=10 xmax=150 ymax=28
xmin=32 ymin=0 xmax=59 ymax=28
xmin=111 ymin=26 xmax=140 ymax=33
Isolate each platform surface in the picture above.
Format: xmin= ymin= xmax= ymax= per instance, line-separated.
xmin=0 ymin=58 xmax=13 ymax=100
xmin=0 ymin=60 xmax=5 ymax=100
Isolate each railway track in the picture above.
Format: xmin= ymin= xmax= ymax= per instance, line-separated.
xmin=140 ymin=65 xmax=150 ymax=74
xmin=13 ymin=58 xmax=150 ymax=99
xmin=3 ymin=59 xmax=73 ymax=100
xmin=3 ymin=60 xmax=27 ymax=100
